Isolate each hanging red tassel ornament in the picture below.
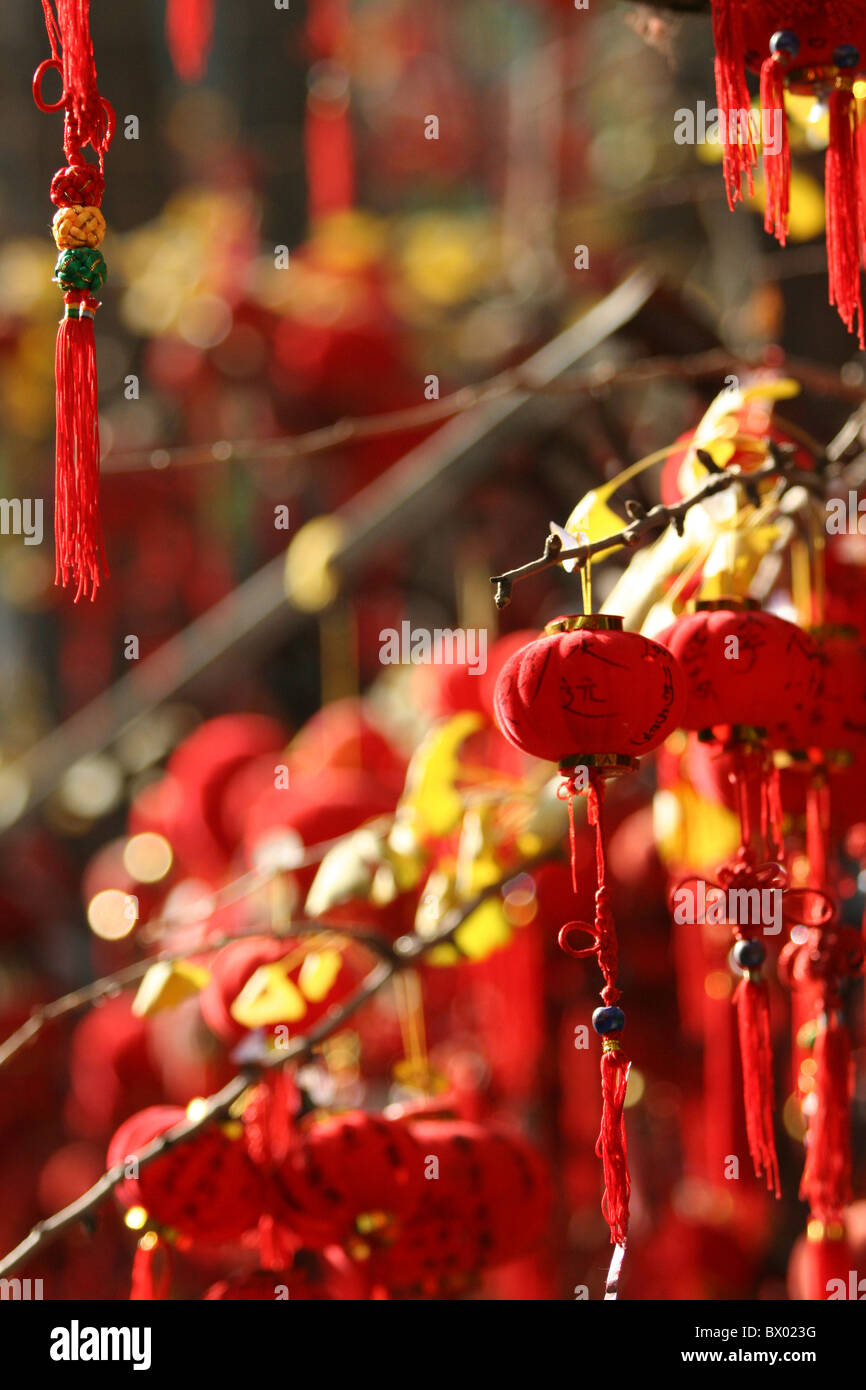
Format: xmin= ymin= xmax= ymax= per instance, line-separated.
xmin=35 ymin=1 xmax=115 ymax=600
xmin=709 ymin=2 xmax=866 ymax=344
xmin=494 ymin=614 xmax=683 ymax=1273
xmin=779 ymin=846 xmax=865 ymax=1228
xmin=166 ymin=0 xmax=214 ymax=83
xmin=657 ymin=598 xmax=821 ymax=1195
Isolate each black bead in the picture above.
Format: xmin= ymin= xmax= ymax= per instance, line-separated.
xmin=592 ymin=1005 xmax=625 ymax=1035
xmin=733 ymin=938 xmax=766 ymax=970
xmin=833 ymin=44 xmax=861 ymax=70
xmin=770 ymin=30 xmax=800 ymax=58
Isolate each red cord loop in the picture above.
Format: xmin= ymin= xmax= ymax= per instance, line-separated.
xmin=33 ymin=57 xmax=65 ymax=112
xmin=557 ymin=920 xmax=598 ymax=960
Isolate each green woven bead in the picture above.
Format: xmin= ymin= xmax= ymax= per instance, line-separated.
xmin=53 ymin=247 xmax=107 ymax=293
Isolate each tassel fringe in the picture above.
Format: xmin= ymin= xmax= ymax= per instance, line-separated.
xmin=760 ymin=54 xmax=789 ymax=244
xmin=710 ymin=0 xmax=755 ymax=205
xmin=597 ymin=1040 xmax=631 ymax=1247
xmin=54 ymin=292 xmax=106 ymax=600
xmin=734 ymin=974 xmax=780 ymax=1196
xmin=827 ymin=88 xmax=864 ymax=348
xmin=800 ymin=1014 xmax=852 ymax=1223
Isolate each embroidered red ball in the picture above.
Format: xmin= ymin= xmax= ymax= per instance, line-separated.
xmin=493 ymin=615 xmax=683 ymax=764
xmin=107 ymin=1105 xmax=267 ymax=1241
xmin=654 ymin=604 xmax=818 ymax=743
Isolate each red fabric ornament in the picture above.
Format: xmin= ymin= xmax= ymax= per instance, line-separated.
xmin=164 ymin=714 xmax=288 ymax=880
xmin=494 ymin=615 xmax=682 ymax=764
xmin=363 ymin=1119 xmax=550 ymax=1298
xmin=270 ymin=1110 xmax=424 ymax=1247
xmin=66 ymin=994 xmax=162 ymax=1138
xmin=289 ymin=698 xmax=407 ymax=794
xmin=108 ymin=1105 xmax=268 ymax=1242
xmin=655 ymin=603 xmax=819 ymax=1195
xmin=243 ymin=767 xmax=399 ymax=890
xmin=166 ymin=0 xmax=214 ymax=82
xmin=796 ymin=627 xmax=866 ymax=755
xmin=35 ymin=0 xmax=115 ymax=599
xmin=654 ymin=602 xmax=818 ymax=745
xmin=494 ymin=615 xmax=682 ymax=1269
xmin=779 ymin=899 xmax=864 ymax=1225
xmin=199 ymin=934 xmax=361 ymax=1047
xmin=710 ymin=0 xmax=866 ymax=343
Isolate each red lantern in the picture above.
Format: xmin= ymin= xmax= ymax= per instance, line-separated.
xmin=710 ymin=0 xmax=866 ymax=342
xmin=199 ymin=934 xmax=362 ymax=1048
xmin=270 ymin=1110 xmax=424 ymax=1248
xmin=799 ymin=626 xmax=866 ymax=757
xmin=656 ymin=601 xmax=823 ymax=1197
xmin=494 ymin=614 xmax=682 ymax=767
xmin=363 ymin=1118 xmax=550 ymax=1298
xmin=654 ymin=600 xmax=818 ymax=745
xmin=493 ymin=614 xmax=683 ymax=1272
xmin=107 ymin=1105 xmax=267 ymax=1242
xmin=243 ymin=767 xmax=399 ymax=891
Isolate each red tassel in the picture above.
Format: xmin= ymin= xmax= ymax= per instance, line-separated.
xmin=244 ymin=1070 xmax=296 ymax=1169
xmin=130 ymin=1234 xmax=172 ymax=1300
xmin=38 ymin=3 xmax=114 ymax=599
xmin=827 ymin=87 xmax=864 ymax=348
xmin=597 ymin=1039 xmax=631 ymax=1248
xmin=166 ymin=0 xmax=214 ymax=83
xmin=760 ymin=55 xmax=789 ymax=245
xmin=710 ymin=0 xmax=755 ymax=206
xmin=559 ymin=772 xmax=632 ymax=1248
xmin=858 ymin=101 xmax=866 ymax=262
xmin=800 ymin=1013 xmax=852 ymax=1223
xmin=734 ymin=974 xmax=780 ymax=1196
xmin=54 ymin=291 xmax=106 ymax=600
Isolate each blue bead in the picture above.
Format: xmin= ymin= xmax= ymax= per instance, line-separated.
xmin=592 ymin=1005 xmax=625 ymax=1035
xmin=733 ymin=938 xmax=766 ymax=970
xmin=834 ymin=44 xmax=861 ymax=70
xmin=770 ymin=30 xmax=800 ymax=58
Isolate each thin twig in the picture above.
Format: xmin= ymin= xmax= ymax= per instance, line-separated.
xmin=101 ymin=350 xmax=866 ymax=476
xmin=0 ymin=854 xmax=551 ymax=1279
xmin=0 ymin=914 xmax=399 ymax=1072
xmin=490 ymin=445 xmax=822 ymax=607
